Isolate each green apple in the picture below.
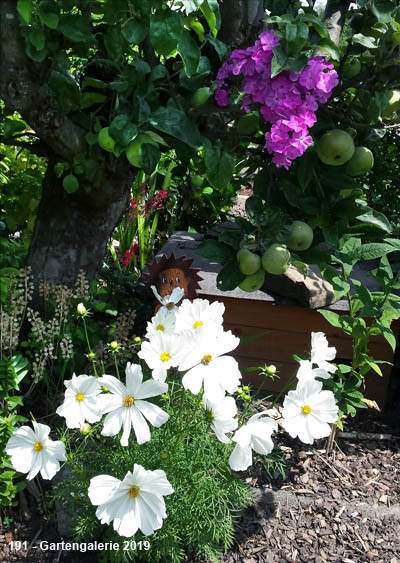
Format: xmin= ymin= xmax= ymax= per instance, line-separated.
xmin=317 ymin=129 xmax=355 ymax=166
xmin=381 ymin=89 xmax=400 ymax=119
xmin=237 ymin=248 xmax=261 ymax=276
xmin=126 ymin=134 xmax=158 ymax=167
xmin=345 ymin=146 xmax=374 ymax=176
xmin=343 ymin=58 xmax=361 ymax=79
xmin=239 ymin=268 xmax=265 ymax=292
xmin=261 ymin=244 xmax=290 ymax=275
xmin=97 ymin=127 xmax=115 ymax=153
xmin=191 ymin=87 xmax=210 ymax=107
xmin=286 ymin=221 xmax=314 ymax=251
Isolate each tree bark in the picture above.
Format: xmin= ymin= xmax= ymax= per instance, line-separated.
xmin=321 ymin=0 xmax=351 ymax=46
xmin=0 ymin=1 xmax=136 ymax=302
xmin=27 ymin=160 xmax=134 ymax=294
xmin=219 ymin=0 xmax=265 ymax=48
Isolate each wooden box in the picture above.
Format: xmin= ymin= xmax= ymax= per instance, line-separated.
xmin=151 ymin=231 xmax=398 ymax=408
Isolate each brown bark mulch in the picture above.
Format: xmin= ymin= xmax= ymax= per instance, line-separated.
xmin=1 ymin=410 xmax=399 ymax=563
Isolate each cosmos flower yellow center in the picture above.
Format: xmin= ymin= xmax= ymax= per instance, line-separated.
xmin=193 ymin=320 xmax=203 ymax=328
xmin=160 ymin=352 xmax=171 ymax=362
xmin=202 ymin=354 xmax=212 ymax=365
xmin=128 ymin=485 xmax=140 ymax=498
xmin=123 ymin=395 xmax=135 ymax=407
xmin=76 ymin=392 xmax=85 ymax=402
xmin=302 ymin=405 xmax=312 ymax=415
xmin=33 ymin=441 xmax=44 ymax=452
xmin=156 ymin=324 xmax=165 ymax=331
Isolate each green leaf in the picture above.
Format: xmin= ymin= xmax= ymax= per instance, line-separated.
xmin=122 ymin=18 xmax=147 ymax=44
xmin=28 ymin=29 xmax=46 ymax=51
xmin=245 ymin=196 xmax=265 ymax=226
xmin=39 ymin=11 xmax=59 ymax=29
xmin=297 ymin=150 xmax=317 ymax=190
xmin=178 ymin=30 xmax=200 ymax=77
xmin=58 ymin=14 xmax=93 ymax=43
xmin=49 ymin=71 xmax=81 ymax=111
xmin=17 ymin=0 xmax=33 ymax=25
xmin=317 ymin=309 xmax=342 ymax=329
xmin=82 ymin=77 xmax=107 ymax=90
xmin=182 ymin=0 xmax=202 ymax=14
xmin=150 ymin=107 xmax=201 ymax=149
xmin=314 ymin=37 xmax=340 ymax=60
xmin=383 ymin=238 xmax=400 ymax=250
xmin=206 ymin=34 xmax=230 ymax=61
xmin=219 ymin=229 xmax=243 ymax=249
xmin=63 ymin=174 xmax=79 ymax=193
xmin=189 ymin=20 xmax=205 ymax=42
xmin=104 ymin=27 xmax=127 ymax=60
xmin=133 ymin=96 xmax=151 ymax=126
xmin=357 ymin=208 xmax=392 ymax=233
xmin=200 ymin=0 xmax=220 ymax=38
xmin=299 ymin=13 xmax=329 ymax=37
xmin=140 ymin=143 xmax=160 ymax=174
xmin=323 ymin=266 xmax=351 ymax=300
xmin=271 ymin=46 xmax=288 ymax=78
xmin=352 ymin=280 xmax=381 ymax=317
xmin=25 ymin=43 xmax=48 ymax=62
xmin=253 ymin=168 xmax=272 ymax=201
xmin=370 ymin=1 xmax=397 ymax=23
xmin=80 ymin=92 xmax=107 ymax=109
xmin=109 ymin=115 xmax=138 ymax=147
xmin=373 ymin=321 xmax=397 ymax=352
xmin=150 ymin=10 xmax=184 ymax=56
xmin=286 ymin=23 xmax=309 ymax=55
xmin=196 ymin=239 xmax=234 ymax=263
xmin=360 ymin=354 xmax=383 ymax=376
xmin=216 ymin=259 xmax=245 ymax=291
xmin=351 ymin=243 xmax=395 ymax=261
xmin=352 ymin=33 xmax=379 ymax=48
xmin=205 ymin=147 xmax=234 ymax=190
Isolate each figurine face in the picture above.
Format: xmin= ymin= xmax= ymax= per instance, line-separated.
xmin=158 ymin=268 xmax=190 ymax=297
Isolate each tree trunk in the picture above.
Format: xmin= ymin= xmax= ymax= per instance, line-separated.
xmin=27 ymin=158 xmax=134 ymax=295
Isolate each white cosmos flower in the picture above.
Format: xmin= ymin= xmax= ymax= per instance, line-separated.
xmin=6 ymin=421 xmax=66 ymax=480
xmin=229 ymin=411 xmax=277 ymax=471
xmin=88 ymin=463 xmax=174 ymax=537
xmin=203 ymin=396 xmax=238 ymax=443
xmin=296 ymin=360 xmax=330 ymax=383
xmin=145 ymin=308 xmax=176 ymax=338
xmin=282 ymin=378 xmax=338 ymax=444
xmin=311 ymin=332 xmax=336 ymax=373
xmin=98 ymin=363 xmax=169 ymax=446
xmin=151 ymin=285 xmax=184 ymax=314
xmin=174 ymin=298 xmax=225 ymax=335
xmin=178 ymin=330 xmax=242 ymax=399
xmin=138 ymin=331 xmax=187 ymax=382
xmin=56 ymin=373 xmax=103 ymax=428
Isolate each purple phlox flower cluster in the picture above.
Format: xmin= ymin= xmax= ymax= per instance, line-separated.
xmin=215 ymin=31 xmax=338 ymax=169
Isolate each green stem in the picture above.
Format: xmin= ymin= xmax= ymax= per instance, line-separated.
xmin=113 ymin=353 xmax=121 ymax=380
xmin=137 ymin=213 xmax=146 ymax=271
xmin=82 ymin=318 xmax=97 ymax=376
xmin=147 ymin=211 xmax=160 ymax=257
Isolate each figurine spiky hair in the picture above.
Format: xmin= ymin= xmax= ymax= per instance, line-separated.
xmin=145 ymin=253 xmax=202 ymax=301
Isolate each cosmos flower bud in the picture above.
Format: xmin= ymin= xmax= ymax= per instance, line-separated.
xmin=77 ymin=303 xmax=87 ymax=316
